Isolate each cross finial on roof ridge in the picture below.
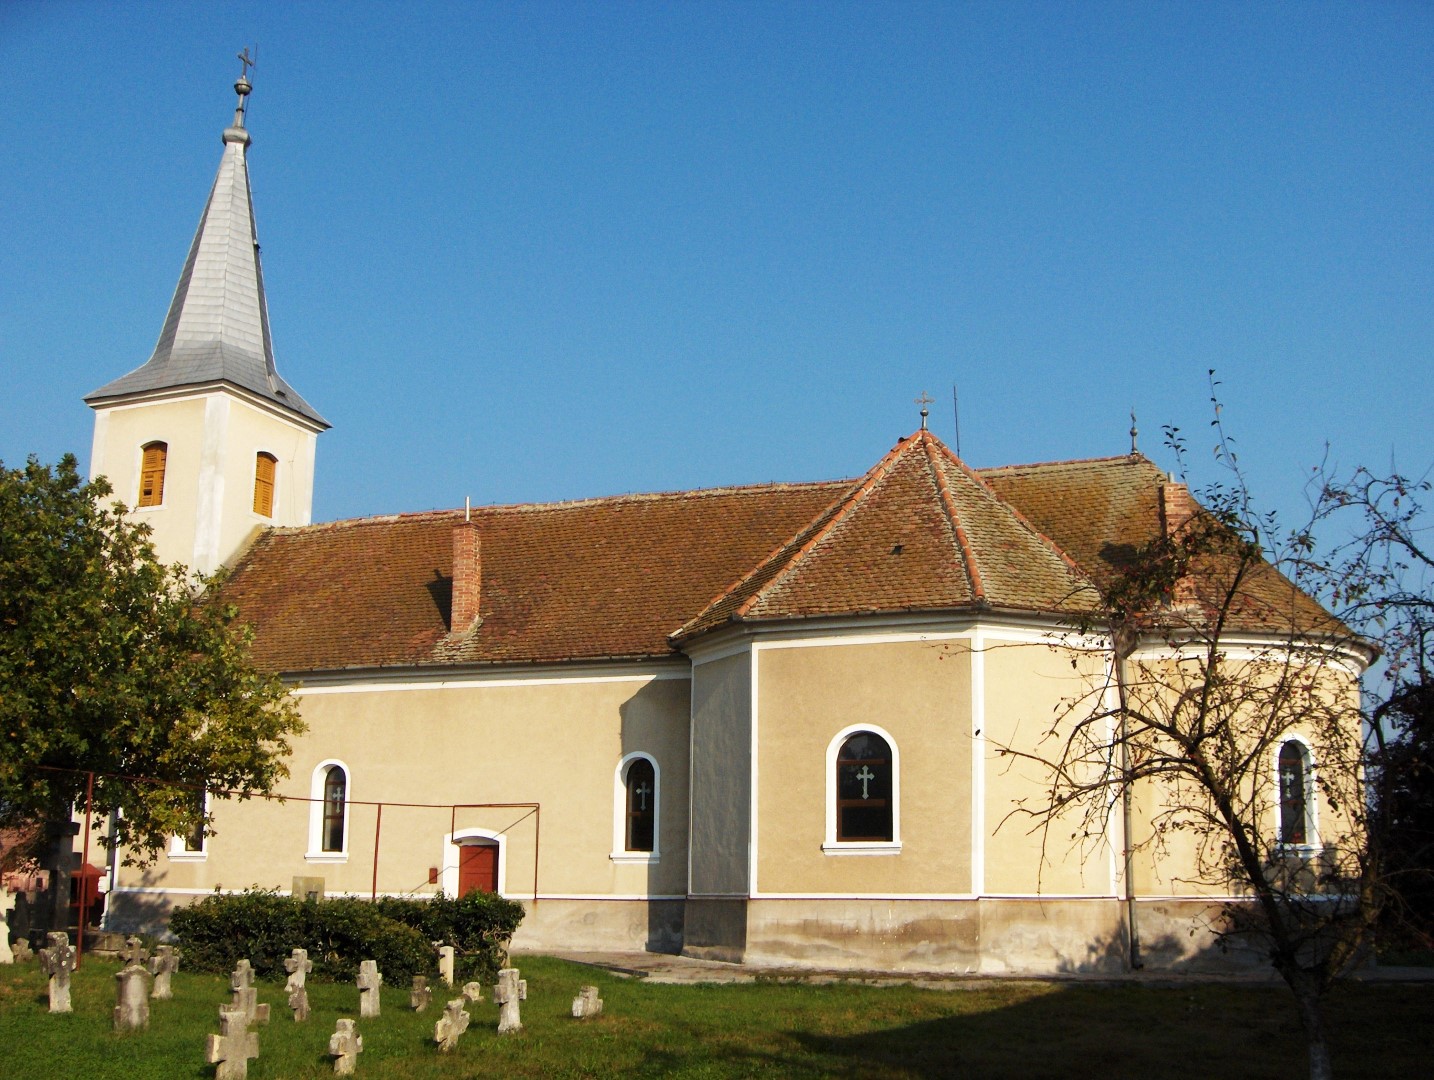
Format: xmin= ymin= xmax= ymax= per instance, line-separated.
xmin=915 ymin=391 xmax=933 ymax=431
xmin=1129 ymin=408 xmax=1139 ymax=455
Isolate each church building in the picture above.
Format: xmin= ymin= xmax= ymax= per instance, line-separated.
xmin=88 ymin=73 xmax=1360 ymax=974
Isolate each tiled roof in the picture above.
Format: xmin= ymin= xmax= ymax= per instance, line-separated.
xmin=220 ymin=432 xmax=1338 ymax=674
xmin=85 ymin=94 xmax=327 ymax=428
xmin=672 ymin=431 xmax=1098 ymax=642
xmin=222 ymin=483 xmax=848 ymax=673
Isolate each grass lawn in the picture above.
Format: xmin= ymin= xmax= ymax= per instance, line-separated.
xmin=1 ymin=955 xmax=1430 ymax=1078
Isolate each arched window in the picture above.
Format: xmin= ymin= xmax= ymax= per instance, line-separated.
xmin=253 ymin=452 xmax=277 ymax=516
xmin=836 ymin=731 xmax=894 ymax=842
xmin=139 ymin=442 xmax=167 ymax=507
xmin=824 ymin=726 xmax=901 ymax=853
xmin=1278 ymin=740 xmax=1313 ymax=846
xmin=625 ymin=757 xmax=656 ymax=852
xmin=307 ymin=760 xmax=351 ymax=860
xmin=611 ymin=753 xmax=660 ymax=862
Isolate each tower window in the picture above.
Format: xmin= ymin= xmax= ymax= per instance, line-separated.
xmin=139 ymin=442 xmax=167 ymax=507
xmin=253 ymin=452 xmax=277 ymax=516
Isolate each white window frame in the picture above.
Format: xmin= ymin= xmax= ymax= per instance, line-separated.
xmin=611 ymin=752 xmax=661 ymax=864
xmin=167 ymin=786 xmax=208 ymax=861
xmin=1274 ymin=735 xmax=1319 ymax=853
xmin=306 ymin=759 xmax=351 ymax=862
xmin=824 ymin=723 xmax=902 ymax=855
xmin=440 ymin=828 xmax=507 ymax=897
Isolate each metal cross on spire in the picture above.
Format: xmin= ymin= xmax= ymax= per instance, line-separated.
xmin=232 ymin=46 xmax=256 ymax=128
xmin=915 ymin=391 xmax=933 ymax=431
xmin=1130 ymin=408 xmax=1139 ymax=455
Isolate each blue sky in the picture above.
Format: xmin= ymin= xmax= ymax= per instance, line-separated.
xmin=3 ymin=2 xmax=1430 ymax=533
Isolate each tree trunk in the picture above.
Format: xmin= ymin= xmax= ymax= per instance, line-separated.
xmin=1289 ymin=976 xmax=1334 ymax=1080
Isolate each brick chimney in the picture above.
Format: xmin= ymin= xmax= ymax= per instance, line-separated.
xmin=451 ymin=519 xmax=481 ymax=633
xmin=1160 ymin=481 xmax=1197 ymax=539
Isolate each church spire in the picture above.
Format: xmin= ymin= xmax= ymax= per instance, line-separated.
xmin=85 ymin=62 xmax=327 ymax=428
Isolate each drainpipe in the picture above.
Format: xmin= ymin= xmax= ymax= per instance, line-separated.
xmin=1114 ymin=622 xmax=1142 ymax=971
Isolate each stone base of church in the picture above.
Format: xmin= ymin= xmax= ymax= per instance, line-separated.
xmin=510 ymin=897 xmax=685 ymax=955
xmin=682 ymin=896 xmax=1266 ymax=976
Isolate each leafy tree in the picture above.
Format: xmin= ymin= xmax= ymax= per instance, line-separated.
xmin=1000 ymin=394 xmax=1394 ymax=1080
xmin=0 ymin=454 xmax=304 ymax=875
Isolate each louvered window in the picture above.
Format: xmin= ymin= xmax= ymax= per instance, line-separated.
xmin=139 ymin=442 xmax=167 ymax=507
xmin=253 ymin=452 xmax=277 ymax=516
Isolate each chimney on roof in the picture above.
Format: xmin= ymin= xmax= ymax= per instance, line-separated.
xmin=451 ymin=519 xmax=481 ymax=633
xmin=1160 ymin=482 xmax=1198 ymax=539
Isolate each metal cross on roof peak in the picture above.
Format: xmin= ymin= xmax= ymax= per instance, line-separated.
xmin=915 ymin=391 xmax=933 ymax=430
xmin=237 ymin=47 xmax=257 ymax=80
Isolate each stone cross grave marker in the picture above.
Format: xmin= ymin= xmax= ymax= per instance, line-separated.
xmin=461 ymin=980 xmax=483 ymax=1004
xmin=493 ymin=967 xmax=527 ymax=1035
xmin=0 ymin=890 xmax=14 ymax=964
xmin=437 ymin=944 xmax=455 ymax=986
xmin=12 ymin=938 xmax=34 ymax=963
xmin=410 ymin=974 xmax=431 ymax=1011
xmin=285 ymin=948 xmax=313 ymax=1021
xmin=113 ymin=961 xmax=151 ymax=1030
xmin=329 ymin=1017 xmax=363 ymax=1075
xmin=147 ymin=944 xmax=181 ymax=1000
xmin=434 ymin=997 xmax=470 ymax=1052
xmin=37 ymin=932 xmax=76 ymax=1013
xmin=571 ymin=985 xmax=604 ymax=1019
xmin=357 ymin=959 xmax=382 ymax=1018
xmin=119 ymin=935 xmax=150 ymax=967
xmin=230 ymin=959 xmax=270 ymax=1025
xmin=205 ymin=1006 xmax=259 ymax=1080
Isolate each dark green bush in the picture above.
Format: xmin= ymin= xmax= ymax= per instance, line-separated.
xmin=170 ymin=889 xmax=520 ymax=983
xmin=375 ymin=891 xmax=525 ymax=984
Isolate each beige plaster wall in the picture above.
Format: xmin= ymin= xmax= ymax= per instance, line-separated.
xmin=117 ymin=673 xmax=690 ymax=905
xmin=1124 ymin=652 xmax=1364 ymax=899
xmin=754 ymin=638 xmax=972 ymax=895
xmin=90 ymin=390 xmax=317 ymax=576
xmin=982 ymin=638 xmax=1113 ymax=897
xmin=688 ymin=652 xmax=752 ymax=897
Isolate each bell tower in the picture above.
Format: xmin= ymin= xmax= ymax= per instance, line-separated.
xmin=86 ymin=57 xmax=328 ymax=577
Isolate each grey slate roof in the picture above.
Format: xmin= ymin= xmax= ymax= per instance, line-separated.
xmin=86 ymin=115 xmax=328 ymax=428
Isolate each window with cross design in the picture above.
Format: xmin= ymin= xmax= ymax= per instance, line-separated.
xmin=836 ymin=731 xmax=893 ymax=842
xmin=625 ymin=757 xmax=656 ymax=852
xmin=612 ymin=752 xmax=660 ymax=862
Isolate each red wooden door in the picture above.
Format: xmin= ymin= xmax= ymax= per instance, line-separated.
xmin=458 ymin=843 xmax=498 ymax=895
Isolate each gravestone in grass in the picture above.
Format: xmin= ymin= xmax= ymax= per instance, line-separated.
xmin=461 ymin=980 xmax=483 ymax=1004
xmin=12 ymin=938 xmax=33 ymax=963
xmin=113 ymin=961 xmax=151 ymax=1030
xmin=571 ymin=985 xmax=603 ymax=1019
xmin=0 ymin=890 xmax=13 ymax=964
xmin=358 ymin=959 xmax=383 ymax=1018
xmin=37 ymin=931 xmax=75 ymax=1013
xmin=494 ymin=967 xmax=526 ymax=1035
xmin=205 ymin=1006 xmax=259 ymax=1079
xmin=147 ymin=944 xmax=181 ymax=1000
xmin=437 ymin=944 xmax=455 ymax=987
xmin=434 ymin=998 xmax=470 ymax=1052
xmin=229 ymin=959 xmax=270 ymax=1025
xmin=284 ymin=948 xmax=313 ymax=1021
xmin=329 ymin=1018 xmax=363 ymax=1075
xmin=119 ymin=935 xmax=149 ymax=967
xmin=411 ymin=974 xmax=432 ymax=1011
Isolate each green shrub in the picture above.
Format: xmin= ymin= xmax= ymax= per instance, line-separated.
xmin=170 ymin=889 xmax=520 ymax=983
xmin=375 ymin=890 xmax=525 ymax=984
